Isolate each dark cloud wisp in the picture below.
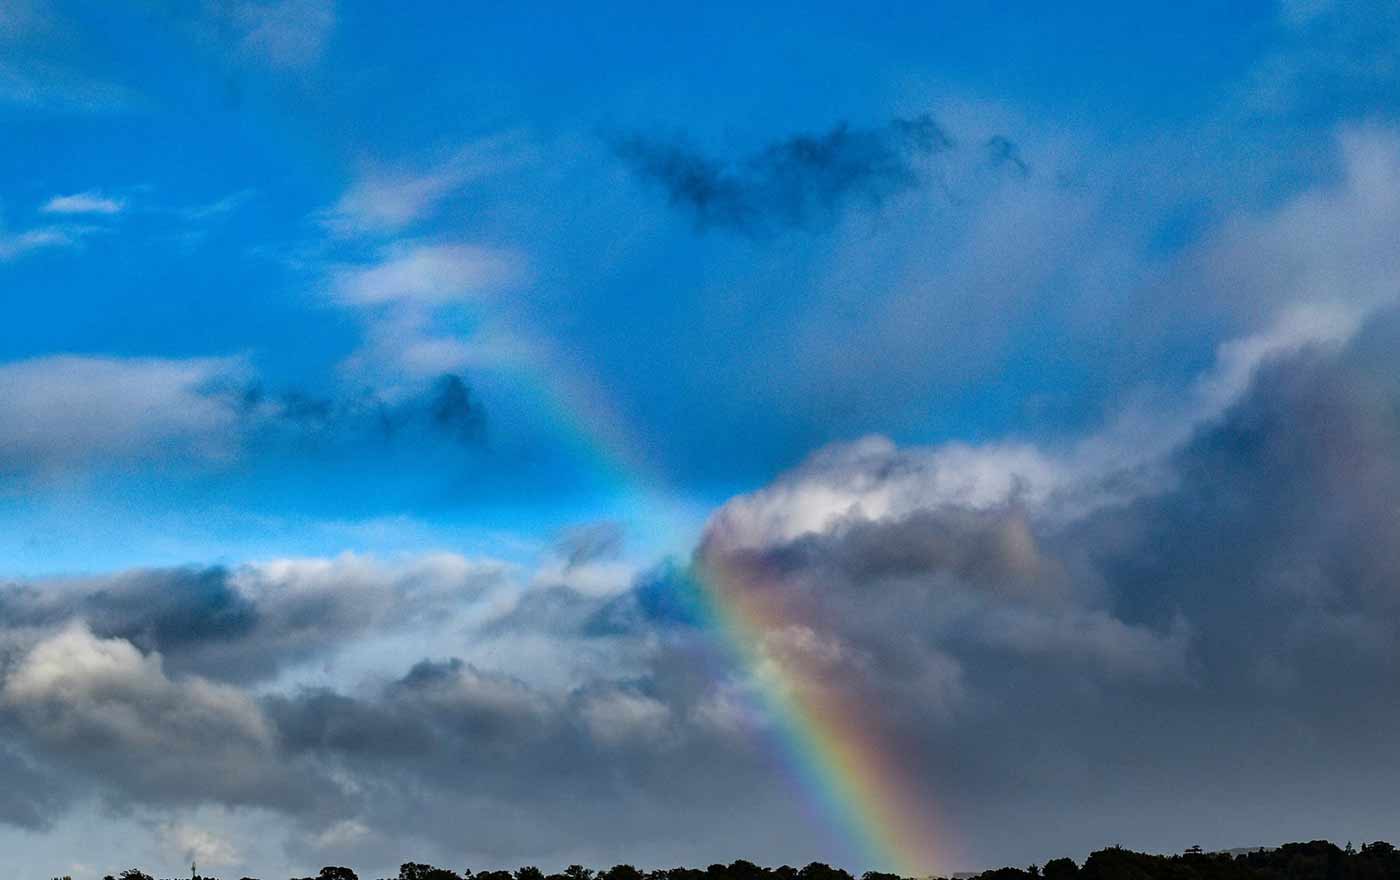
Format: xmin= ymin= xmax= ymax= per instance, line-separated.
xmin=613 ymin=115 xmax=955 ymax=234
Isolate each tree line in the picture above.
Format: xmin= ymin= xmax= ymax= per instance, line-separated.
xmin=84 ymin=839 xmax=1400 ymax=880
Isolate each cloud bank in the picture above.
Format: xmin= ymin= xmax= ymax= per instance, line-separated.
xmin=6 ymin=300 xmax=1400 ymax=873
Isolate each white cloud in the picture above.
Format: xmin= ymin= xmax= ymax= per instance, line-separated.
xmin=231 ymin=0 xmax=335 ymax=70
xmin=320 ymin=136 xmax=524 ymax=236
xmin=158 ymin=820 xmax=240 ymax=868
xmin=703 ymin=434 xmax=1065 ymax=554
xmin=328 ymin=243 xmax=526 ymax=380
xmin=2 ymin=623 xmax=273 ymax=751
xmin=1206 ymin=126 xmax=1400 ymax=315
xmin=0 ymin=354 xmax=248 ymax=474
xmin=0 ymin=226 xmax=73 ymax=261
xmin=0 ymin=2 xmax=135 ymax=112
xmin=332 ymin=243 xmax=520 ymax=307
xmin=180 ymin=189 xmax=254 ymax=221
xmin=309 ymin=818 xmax=371 ymax=850
xmin=40 ymin=191 xmax=124 ymax=215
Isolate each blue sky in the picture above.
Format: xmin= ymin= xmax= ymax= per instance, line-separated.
xmin=0 ymin=0 xmax=1316 ymax=572
xmin=7 ymin=2 xmax=1400 ymax=878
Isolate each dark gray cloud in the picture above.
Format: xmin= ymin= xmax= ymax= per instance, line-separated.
xmin=0 ymin=742 xmax=69 ymax=830
xmin=0 ymin=555 xmax=509 ymax=684
xmin=682 ymin=306 xmax=1400 ymax=863
xmin=614 ymin=115 xmax=955 ymax=234
xmin=236 ymin=371 xmax=488 ymax=453
xmin=1077 ymin=308 xmax=1400 ymax=690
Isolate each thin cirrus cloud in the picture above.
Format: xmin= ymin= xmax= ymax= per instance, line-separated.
xmin=226 ymin=0 xmax=336 ymax=70
xmin=330 ymin=243 xmax=522 ymax=307
xmin=0 ymin=226 xmax=72 ymax=261
xmin=39 ymin=190 xmax=124 ymax=215
xmin=318 ymin=135 xmax=527 ymax=236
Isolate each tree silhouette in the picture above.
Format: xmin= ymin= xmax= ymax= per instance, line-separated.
xmin=1041 ymin=858 xmax=1078 ymax=880
xmin=599 ymin=865 xmax=644 ymax=880
xmin=292 ymin=868 xmax=358 ymax=880
xmin=88 ymin=836 xmax=1400 ymax=880
xmin=563 ymin=865 xmax=595 ymax=880
xmin=399 ymin=865 xmax=464 ymax=880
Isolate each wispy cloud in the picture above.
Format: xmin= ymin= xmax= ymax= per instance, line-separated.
xmin=0 ymin=225 xmax=80 ymax=261
xmin=331 ymin=243 xmax=520 ymax=307
xmin=227 ymin=0 xmax=336 ymax=70
xmin=319 ymin=135 xmax=526 ymax=236
xmin=0 ymin=354 xmax=489 ymax=480
xmin=0 ymin=227 xmax=64 ymax=259
xmin=0 ymin=2 xmax=136 ymax=112
xmin=40 ymin=191 xmax=124 ymax=215
xmin=180 ymin=189 xmax=254 ymax=221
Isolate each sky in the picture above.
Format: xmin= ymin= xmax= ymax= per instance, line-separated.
xmin=4 ymin=1 xmax=1400 ymax=877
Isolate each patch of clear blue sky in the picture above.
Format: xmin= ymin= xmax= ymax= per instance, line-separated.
xmin=0 ymin=0 xmax=1366 ymax=573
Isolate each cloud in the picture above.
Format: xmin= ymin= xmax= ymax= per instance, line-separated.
xmin=0 ymin=225 xmax=76 ymax=261
xmin=1199 ymin=125 xmax=1400 ymax=320
xmin=179 ymin=189 xmax=255 ymax=221
xmin=0 ymin=551 xmax=546 ymax=689
xmin=331 ymin=243 xmax=521 ymax=307
xmin=614 ymin=115 xmax=955 ymax=234
xmin=9 ymin=308 xmax=1400 ymax=875
xmin=0 ymin=742 xmax=67 ymax=830
xmin=984 ymin=135 xmax=1029 ymax=176
xmin=700 ymin=484 xmax=1191 ymax=691
xmin=0 ymin=354 xmax=489 ymax=481
xmin=40 ymin=191 xmax=124 ymax=215
xmin=10 ymin=106 xmax=1400 ymax=877
xmin=159 ymin=820 xmax=240 ymax=869
xmin=242 ymin=371 xmax=489 ymax=451
xmin=320 ymin=136 xmax=525 ymax=236
xmin=311 ymin=134 xmax=535 ymax=391
xmin=228 ymin=0 xmax=336 ymax=70
xmin=0 ymin=1 xmax=136 ymax=111
xmin=0 ymin=623 xmax=299 ymax=811
xmin=0 ymin=59 xmax=134 ymax=111
xmin=0 ymin=544 xmax=783 ymax=870
xmin=0 ymin=355 xmax=249 ymax=476
xmin=1241 ymin=0 xmax=1400 ymax=118
xmin=327 ymin=241 xmax=526 ymax=381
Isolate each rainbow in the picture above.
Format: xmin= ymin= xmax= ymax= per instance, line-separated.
xmin=689 ymin=553 xmax=943 ymax=877
xmin=509 ymin=346 xmax=943 ymax=877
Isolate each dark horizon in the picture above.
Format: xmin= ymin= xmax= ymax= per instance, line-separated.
xmin=92 ymin=840 xmax=1400 ymax=880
